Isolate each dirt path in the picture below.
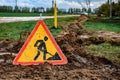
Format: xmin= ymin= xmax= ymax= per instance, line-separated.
xmin=0 ymin=15 xmax=79 ymax=23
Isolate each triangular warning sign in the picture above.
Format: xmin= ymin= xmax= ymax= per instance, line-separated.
xmin=13 ymin=20 xmax=67 ymax=65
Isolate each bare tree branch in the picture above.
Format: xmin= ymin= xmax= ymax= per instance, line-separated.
xmin=76 ymin=0 xmax=84 ymax=8
xmin=85 ymin=0 xmax=91 ymax=9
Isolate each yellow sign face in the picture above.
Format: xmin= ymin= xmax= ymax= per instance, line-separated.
xmin=13 ymin=20 xmax=67 ymax=65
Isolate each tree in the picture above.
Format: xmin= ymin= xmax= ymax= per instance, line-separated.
xmin=82 ymin=7 xmax=87 ymax=12
xmin=31 ymin=7 xmax=36 ymax=13
xmin=85 ymin=0 xmax=91 ymax=15
xmin=76 ymin=8 xmax=81 ymax=14
xmin=32 ymin=7 xmax=44 ymax=13
xmin=22 ymin=7 xmax=30 ymax=13
xmin=68 ymin=8 xmax=71 ymax=14
xmin=99 ymin=3 xmax=110 ymax=17
xmin=107 ymin=0 xmax=109 ymax=3
xmin=46 ymin=8 xmax=53 ymax=13
xmin=59 ymin=8 xmax=67 ymax=14
xmin=0 ymin=6 xmax=13 ymax=12
xmin=68 ymin=8 xmax=74 ymax=14
xmin=39 ymin=7 xmax=45 ymax=13
xmin=73 ymin=8 xmax=76 ymax=13
xmin=77 ymin=0 xmax=92 ymax=15
xmin=88 ymin=7 xmax=91 ymax=14
xmin=14 ymin=6 xmax=20 ymax=12
xmin=118 ymin=0 xmax=120 ymax=3
xmin=97 ymin=1 xmax=120 ymax=17
xmin=94 ymin=8 xmax=102 ymax=17
xmin=77 ymin=0 xmax=84 ymax=8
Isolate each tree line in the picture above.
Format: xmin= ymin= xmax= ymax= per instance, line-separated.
xmin=95 ymin=1 xmax=120 ymax=17
xmin=0 ymin=6 xmax=41 ymax=13
xmin=0 ymin=5 xmax=88 ymax=14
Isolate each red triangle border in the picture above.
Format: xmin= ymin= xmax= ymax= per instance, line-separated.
xmin=13 ymin=20 xmax=67 ymax=65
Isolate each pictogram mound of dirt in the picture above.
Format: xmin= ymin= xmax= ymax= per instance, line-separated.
xmin=0 ymin=21 xmax=120 ymax=80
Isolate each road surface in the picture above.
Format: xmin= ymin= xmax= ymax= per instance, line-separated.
xmin=0 ymin=15 xmax=79 ymax=23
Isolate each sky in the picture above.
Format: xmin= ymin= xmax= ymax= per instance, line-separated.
xmin=0 ymin=0 xmax=108 ymax=10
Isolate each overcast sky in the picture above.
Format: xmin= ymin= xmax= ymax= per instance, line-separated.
xmin=0 ymin=0 xmax=108 ymax=9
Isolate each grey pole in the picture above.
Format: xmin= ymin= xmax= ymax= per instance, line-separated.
xmin=39 ymin=8 xmax=43 ymax=20
xmin=110 ymin=0 xmax=112 ymax=18
xmin=15 ymin=0 xmax=17 ymax=7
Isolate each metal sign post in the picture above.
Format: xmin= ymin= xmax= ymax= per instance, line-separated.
xmin=39 ymin=8 xmax=43 ymax=20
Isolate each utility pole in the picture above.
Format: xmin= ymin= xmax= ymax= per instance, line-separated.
xmin=52 ymin=0 xmax=54 ymax=14
xmin=52 ymin=0 xmax=54 ymax=9
xmin=110 ymin=0 xmax=112 ymax=18
xmin=108 ymin=0 xmax=109 ymax=3
xmin=15 ymin=0 xmax=17 ymax=7
xmin=14 ymin=0 xmax=18 ymax=12
xmin=118 ymin=0 xmax=120 ymax=3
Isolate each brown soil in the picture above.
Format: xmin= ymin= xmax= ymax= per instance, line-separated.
xmin=0 ymin=31 xmax=120 ymax=80
xmin=0 ymin=15 xmax=120 ymax=80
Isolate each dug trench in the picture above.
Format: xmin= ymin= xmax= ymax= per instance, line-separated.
xmin=0 ymin=16 xmax=120 ymax=80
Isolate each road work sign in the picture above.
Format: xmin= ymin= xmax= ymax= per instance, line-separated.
xmin=13 ymin=20 xmax=67 ymax=65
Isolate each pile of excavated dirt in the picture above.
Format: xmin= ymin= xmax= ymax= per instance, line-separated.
xmin=0 ymin=31 xmax=120 ymax=79
xmin=0 ymin=31 xmax=120 ymax=80
xmin=0 ymin=16 xmax=120 ymax=79
xmin=77 ymin=14 xmax=89 ymax=23
xmin=76 ymin=30 xmax=120 ymax=45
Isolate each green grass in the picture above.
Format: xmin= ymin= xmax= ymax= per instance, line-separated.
xmin=86 ymin=43 xmax=120 ymax=63
xmin=83 ymin=19 xmax=120 ymax=63
xmin=0 ymin=21 xmax=36 ymax=40
xmin=0 ymin=12 xmax=70 ymax=17
xmin=89 ymin=14 xmax=97 ymax=19
xmin=0 ymin=16 xmax=77 ymax=40
xmin=0 ymin=12 xmax=40 ymax=17
xmin=0 ymin=12 xmax=56 ymax=17
xmin=84 ymin=21 xmax=120 ymax=33
xmin=103 ymin=17 xmax=120 ymax=20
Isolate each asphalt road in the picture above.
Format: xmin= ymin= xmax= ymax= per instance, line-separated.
xmin=0 ymin=15 xmax=79 ymax=23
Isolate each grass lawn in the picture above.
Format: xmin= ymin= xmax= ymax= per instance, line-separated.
xmin=0 ymin=12 xmax=54 ymax=17
xmin=86 ymin=43 xmax=120 ymax=63
xmin=84 ymin=21 xmax=120 ymax=33
xmin=0 ymin=12 xmax=69 ymax=17
xmin=84 ymin=20 xmax=120 ymax=63
xmin=0 ymin=12 xmax=40 ymax=17
xmin=0 ymin=16 xmax=77 ymax=40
